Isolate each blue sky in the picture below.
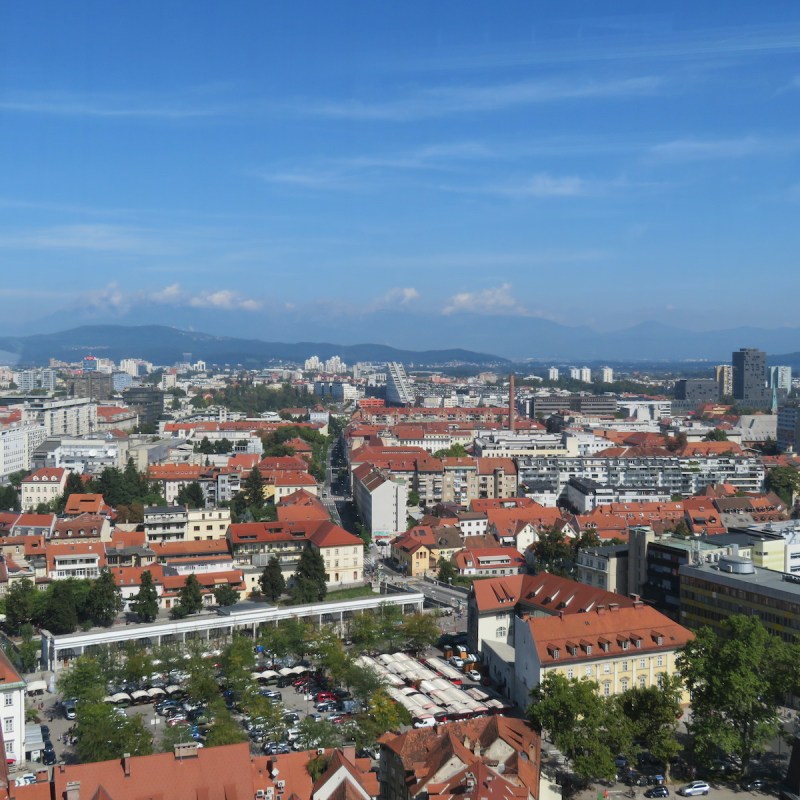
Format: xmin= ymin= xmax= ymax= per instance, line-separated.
xmin=2 ymin=1 xmax=800 ymax=341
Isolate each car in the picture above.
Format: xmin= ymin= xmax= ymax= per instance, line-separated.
xmin=741 ymin=778 xmax=765 ymax=792
xmin=328 ymin=714 xmax=344 ymax=724
xmin=316 ymin=691 xmax=336 ymax=703
xmin=466 ymin=670 xmax=481 ymax=681
xmin=677 ymin=782 xmax=710 ymax=796
xmin=40 ymin=725 xmax=51 ymax=741
xmin=167 ymin=714 xmax=189 ymax=726
xmin=42 ymin=750 xmax=57 ymax=766
xmin=307 ymin=712 xmax=322 ymax=722
xmin=63 ymin=700 xmax=77 ymax=720
xmin=15 ymin=774 xmax=37 ymax=787
xmin=449 ymin=657 xmax=464 ymax=669
xmin=262 ymin=690 xmax=281 ymax=699
xmin=283 ymin=712 xmax=300 ymax=724
xmin=316 ymin=701 xmax=335 ymax=713
xmin=645 ymin=788 xmax=669 ymax=798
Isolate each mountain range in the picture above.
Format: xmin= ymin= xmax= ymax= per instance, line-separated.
xmin=3 ymin=309 xmax=800 ymax=366
xmin=0 ymin=326 xmax=507 ymax=368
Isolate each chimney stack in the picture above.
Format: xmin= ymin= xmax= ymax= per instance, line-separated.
xmin=66 ymin=782 xmax=81 ymax=800
xmin=508 ymin=374 xmax=515 ymax=433
xmin=123 ymin=754 xmax=131 ymax=777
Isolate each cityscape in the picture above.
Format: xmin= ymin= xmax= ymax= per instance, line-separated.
xmin=2 ymin=4 xmax=800 ymax=800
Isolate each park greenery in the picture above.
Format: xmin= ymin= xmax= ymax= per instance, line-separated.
xmin=766 ymin=465 xmax=800 ymax=508
xmin=528 ymin=615 xmax=800 ymax=784
xmin=5 ymin=572 xmax=122 ymax=636
xmin=192 ymin=382 xmax=314 ymax=415
xmin=56 ymin=609 xmax=438 ymax=764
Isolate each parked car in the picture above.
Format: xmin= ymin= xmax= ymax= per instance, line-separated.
xmin=677 ymin=782 xmax=710 ymax=796
xmin=15 ymin=774 xmax=36 ymax=787
xmin=741 ymin=778 xmax=765 ymax=792
xmin=42 ymin=749 xmax=57 ymax=766
xmin=283 ymin=712 xmax=300 ymax=724
xmin=316 ymin=691 xmax=336 ymax=703
xmin=645 ymin=788 xmax=669 ymax=798
xmin=466 ymin=670 xmax=481 ymax=681
xmin=449 ymin=657 xmax=464 ymax=668
xmin=167 ymin=713 xmax=189 ymax=726
xmin=316 ymin=701 xmax=336 ymax=712
xmin=63 ymin=700 xmax=77 ymax=720
xmin=307 ymin=712 xmax=322 ymax=722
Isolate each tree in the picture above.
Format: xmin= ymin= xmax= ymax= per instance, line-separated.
xmin=357 ymin=688 xmax=408 ymax=746
xmin=5 ymin=578 xmax=36 ymax=634
xmin=703 ymin=428 xmax=729 ymax=441
xmin=204 ymin=700 xmax=248 ymax=746
xmin=432 ymin=443 xmax=468 ymax=459
xmin=766 ymin=466 xmax=800 ymax=507
xmin=532 ymin=528 xmax=573 ymax=575
xmin=0 ymin=483 xmax=19 ymax=511
xmin=85 ymin=569 xmax=122 ymax=627
xmin=528 ymin=673 xmax=620 ymax=782
xmin=259 ymin=557 xmax=286 ymax=602
xmin=669 ymin=519 xmax=691 ymax=537
xmin=280 ymin=618 xmax=313 ymax=660
xmin=130 ymin=570 xmax=159 ymax=622
xmin=17 ymin=624 xmax=39 ymax=673
xmin=677 ymin=615 xmax=800 ymax=772
xmin=407 ymin=490 xmax=420 ymax=507
xmin=402 ymin=612 xmax=441 ymax=655
xmin=348 ymin=613 xmax=380 ymax=652
xmin=615 ymin=673 xmax=683 ymax=777
xmin=57 ymin=656 xmax=106 ymax=703
xmin=665 ymin=431 xmax=688 ymax=452
xmin=214 ymin=584 xmax=239 ymax=607
xmin=120 ymin=643 xmax=154 ymax=686
xmin=176 ymin=481 xmax=206 ymax=508
xmin=244 ymin=468 xmax=265 ymax=509
xmin=172 ymin=574 xmax=204 ymax=618
xmin=307 ymin=754 xmax=332 ymax=781
xmin=45 ymin=581 xmax=78 ymax=634
xmin=74 ymin=702 xmax=153 ymax=763
xmin=292 ymin=548 xmax=327 ymax=603
xmin=293 ymin=717 xmax=342 ymax=750
xmin=437 ymin=558 xmax=456 ymax=585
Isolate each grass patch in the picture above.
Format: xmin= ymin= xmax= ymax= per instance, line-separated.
xmin=324 ymin=585 xmax=376 ymax=601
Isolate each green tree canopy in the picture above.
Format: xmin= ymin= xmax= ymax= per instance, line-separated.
xmin=74 ymin=702 xmax=153 ymax=763
xmin=292 ymin=548 xmax=327 ymax=603
xmin=703 ymin=428 xmax=729 ymax=441
xmin=259 ymin=556 xmax=286 ymax=602
xmin=213 ymin=584 xmax=239 ymax=607
xmin=5 ymin=578 xmax=36 ymax=635
xmin=532 ymin=528 xmax=573 ymax=576
xmin=46 ymin=580 xmax=78 ymax=634
xmin=57 ymin=656 xmax=106 ymax=703
xmin=130 ymin=570 xmax=159 ymax=623
xmin=244 ymin=468 xmax=265 ymax=509
xmin=84 ymin=569 xmax=122 ymax=627
xmin=677 ymin=614 xmax=800 ymax=771
xmin=528 ymin=673 xmax=620 ymax=782
xmin=766 ymin=466 xmax=800 ymax=507
xmin=176 ymin=481 xmax=206 ymax=509
xmin=172 ymin=574 xmax=204 ymax=618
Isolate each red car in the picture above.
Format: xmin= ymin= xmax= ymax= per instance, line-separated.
xmin=316 ymin=691 xmax=335 ymax=703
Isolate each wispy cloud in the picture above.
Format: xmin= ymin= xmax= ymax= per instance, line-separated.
xmin=0 ymin=224 xmax=165 ymax=253
xmin=648 ymin=136 xmax=771 ymax=162
xmin=443 ymin=283 xmax=531 ymax=316
xmin=0 ymin=91 xmax=230 ymax=119
xmin=363 ymin=287 xmax=420 ymax=312
xmin=81 ymin=282 xmax=262 ymax=313
xmin=301 ymin=75 xmax=662 ymax=121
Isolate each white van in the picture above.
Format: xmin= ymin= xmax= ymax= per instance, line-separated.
xmin=413 ymin=716 xmax=436 ymax=729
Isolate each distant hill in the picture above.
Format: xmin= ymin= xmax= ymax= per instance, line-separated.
xmin=0 ymin=325 xmax=509 ymax=367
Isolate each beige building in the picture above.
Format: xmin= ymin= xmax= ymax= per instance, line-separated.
xmin=500 ymin=603 xmax=693 ymax=710
xmin=20 ymin=467 xmax=67 ymax=510
xmin=309 ymin=521 xmax=365 ymax=587
xmin=186 ymin=507 xmax=231 ymax=541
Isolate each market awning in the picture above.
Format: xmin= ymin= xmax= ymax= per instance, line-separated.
xmin=25 ymin=681 xmax=47 ymax=694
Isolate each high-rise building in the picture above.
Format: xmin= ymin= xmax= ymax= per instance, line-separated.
xmin=547 ymin=367 xmax=559 ymax=381
xmin=579 ymin=367 xmax=592 ymax=383
xmin=304 ymin=355 xmax=322 ymax=371
xmin=600 ymin=367 xmax=614 ymax=384
xmin=674 ymin=378 xmax=718 ymax=405
xmin=385 ymin=362 xmax=415 ymax=406
xmin=715 ymin=364 xmax=733 ymax=398
xmin=569 ymin=367 xmax=581 ymax=380
xmin=14 ymin=368 xmax=57 ymax=392
xmin=768 ymin=366 xmax=792 ymax=392
xmin=732 ymin=348 xmax=770 ymax=408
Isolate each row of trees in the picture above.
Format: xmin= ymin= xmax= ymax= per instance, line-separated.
xmin=528 ymin=615 xmax=800 ymax=784
xmin=194 ymin=382 xmax=315 ymax=415
xmin=6 ymin=573 xmax=122 ymax=635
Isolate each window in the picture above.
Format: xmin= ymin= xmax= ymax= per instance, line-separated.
xmin=603 ymin=663 xmax=611 ymax=674
xmin=495 ymin=627 xmax=507 ymax=639
xmin=639 ymin=658 xmax=646 ymax=669
xmin=3 ymin=695 xmax=11 ymax=707
xmin=603 ymin=682 xmax=610 ymax=696
xmin=5 ymin=742 xmax=12 ymax=754
xmin=639 ymin=676 xmax=646 ymax=688
xmin=3 ymin=718 xmax=11 ymax=733
xmin=585 ymin=666 xmax=592 ymax=677
xmin=567 ymin=668 xmax=574 ymax=679
xmin=656 ymin=655 xmax=664 ymax=667
xmin=621 ymin=678 xmax=629 ymax=691
xmin=621 ymin=661 xmax=628 ymax=671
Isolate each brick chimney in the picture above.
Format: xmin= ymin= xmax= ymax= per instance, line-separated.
xmin=508 ymin=374 xmax=515 ymax=433
xmin=66 ymin=782 xmax=81 ymax=800
xmin=123 ymin=753 xmax=131 ymax=777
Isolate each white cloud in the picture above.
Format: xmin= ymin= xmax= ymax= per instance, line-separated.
xmin=303 ymin=75 xmax=661 ymax=121
xmin=649 ymin=136 xmax=766 ymax=162
xmin=0 ymin=224 xmax=155 ymax=253
xmin=362 ymin=287 xmax=420 ymax=312
xmin=443 ymin=283 xmax=530 ymax=316
xmin=149 ymin=284 xmax=182 ymax=303
xmin=188 ymin=290 xmax=262 ymax=311
xmin=490 ymin=173 xmax=590 ymax=197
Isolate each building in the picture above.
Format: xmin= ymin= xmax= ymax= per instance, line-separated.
xmin=548 ymin=367 xmax=559 ymax=381
xmin=66 ymin=372 xmax=114 ymax=401
xmin=575 ymin=544 xmax=629 ymax=595
xmin=0 ymin=422 xmax=47 ymax=481
xmin=13 ymin=368 xmax=57 ymax=392
xmin=680 ymin=554 xmax=800 ymax=642
xmin=599 ymin=367 xmax=614 ymax=384
xmin=386 ymin=362 xmax=415 ymax=406
xmin=186 ymin=507 xmax=231 ymax=541
xmin=0 ymin=649 xmax=25 ymax=767
xmin=769 ymin=366 xmax=793 ymax=393
xmin=352 ymin=464 xmax=407 ymax=541
xmin=22 ymin=396 xmax=97 ymax=437
xmin=379 ymin=716 xmax=540 ymax=800
xmin=504 ymin=602 xmax=693 ymax=709
xmin=452 ymin=547 xmax=526 ymax=577
xmin=674 ymin=378 xmax=719 ymax=405
xmin=122 ymin=386 xmax=165 ymax=428
xmin=143 ymin=505 xmax=190 ymax=543
xmin=716 ymin=364 xmax=733 ymax=398
xmin=579 ymin=367 xmax=592 ymax=383
xmin=20 ymin=467 xmax=67 ymax=511
xmin=777 ymin=403 xmax=800 ymax=452
xmin=732 ymin=347 xmax=770 ymax=410
xmin=32 ymin=436 xmax=129 ymax=475
xmin=308 ymin=520 xmax=365 ymax=587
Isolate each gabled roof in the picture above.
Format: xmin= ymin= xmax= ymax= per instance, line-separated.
xmin=22 ymin=467 xmax=66 ymax=483
xmin=309 ymin=521 xmax=363 ymax=549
